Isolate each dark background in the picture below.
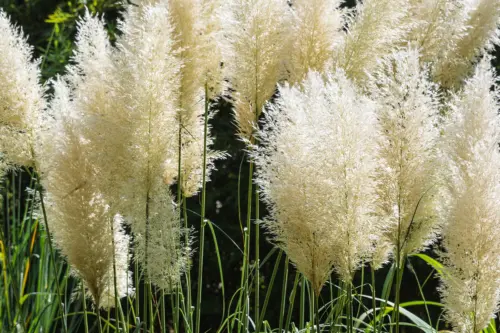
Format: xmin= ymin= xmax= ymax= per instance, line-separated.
xmin=1 ymin=0 xmax=499 ymax=331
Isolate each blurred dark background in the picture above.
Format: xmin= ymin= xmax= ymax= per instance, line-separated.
xmin=1 ymin=0 xmax=499 ymax=331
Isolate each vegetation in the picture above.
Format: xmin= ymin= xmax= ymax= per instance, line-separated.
xmin=1 ymin=0 xmax=500 ymax=332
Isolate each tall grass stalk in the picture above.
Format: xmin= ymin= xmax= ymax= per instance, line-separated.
xmin=195 ymin=83 xmax=210 ymax=333
xmin=82 ymin=281 xmax=89 ymax=333
xmin=278 ymin=256 xmax=289 ymax=332
xmin=38 ymin=188 xmax=68 ymax=333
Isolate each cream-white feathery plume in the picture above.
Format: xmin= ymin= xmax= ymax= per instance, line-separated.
xmin=41 ymin=76 xmax=131 ymax=309
xmin=223 ymin=0 xmax=292 ymax=139
xmin=368 ymin=48 xmax=441 ymax=260
xmin=0 ymin=10 xmax=45 ymax=174
xmin=434 ymin=0 xmax=500 ymax=89
xmin=287 ymin=0 xmax=344 ymax=84
xmin=333 ymin=0 xmax=411 ymax=83
xmin=404 ymin=0 xmax=466 ymax=65
xmin=439 ymin=59 xmax=500 ymax=333
xmin=167 ymin=0 xmax=226 ymax=197
xmin=116 ymin=1 xmax=190 ymax=290
xmin=252 ymin=71 xmax=379 ymax=293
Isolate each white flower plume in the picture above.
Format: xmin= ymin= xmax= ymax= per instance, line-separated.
xmin=287 ymin=0 xmax=344 ymax=84
xmin=368 ymin=48 xmax=442 ymax=260
xmin=223 ymin=0 xmax=292 ymax=139
xmin=434 ymin=0 xmax=500 ymax=89
xmin=439 ymin=59 xmax=500 ymax=333
xmin=0 ymin=10 xmax=45 ymax=174
xmin=333 ymin=0 xmax=411 ymax=83
xmin=117 ymin=1 xmax=190 ymax=289
xmin=252 ymin=71 xmax=379 ymax=293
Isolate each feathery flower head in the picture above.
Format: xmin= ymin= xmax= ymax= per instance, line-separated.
xmin=368 ymin=47 xmax=442 ymax=259
xmin=0 ymin=9 xmax=45 ymax=174
xmin=434 ymin=0 xmax=500 ymax=89
xmin=333 ymin=0 xmax=411 ymax=83
xmin=287 ymin=0 xmax=344 ymax=84
xmin=253 ymin=70 xmax=379 ymax=292
xmin=404 ymin=0 xmax=466 ymax=65
xmin=42 ymin=76 xmax=132 ymax=308
xmin=439 ymin=58 xmax=500 ymax=333
xmin=117 ymin=1 xmax=191 ymax=289
xmin=223 ymin=0 xmax=292 ymax=139
xmin=39 ymin=12 xmax=134 ymax=307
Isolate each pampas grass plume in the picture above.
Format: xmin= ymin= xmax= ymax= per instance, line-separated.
xmin=253 ymin=70 xmax=379 ymax=293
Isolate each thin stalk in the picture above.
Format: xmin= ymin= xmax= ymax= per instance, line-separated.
xmin=300 ymin=275 xmax=306 ymax=329
xmin=148 ymin=282 xmax=154 ymax=332
xmin=347 ymin=282 xmax=353 ymax=333
xmin=278 ymin=256 xmax=289 ymax=332
xmin=161 ymin=291 xmax=167 ymax=333
xmin=371 ymin=265 xmax=377 ymax=333
xmin=242 ymin=160 xmax=254 ymax=333
xmin=285 ymin=273 xmax=301 ymax=331
xmin=182 ymin=198 xmax=192 ymax=330
xmin=176 ymin=120 xmax=183 ymax=333
xmin=39 ymin=190 xmax=68 ymax=333
xmin=134 ymin=260 xmax=140 ymax=324
xmin=254 ymin=188 xmax=260 ymax=329
xmin=109 ymin=216 xmax=127 ymax=333
xmin=97 ymin=308 xmax=103 ymax=333
xmin=314 ymin=292 xmax=320 ymax=333
xmin=195 ymin=83 xmax=210 ymax=333
xmin=0 ymin=239 xmax=12 ymax=328
xmin=82 ymin=281 xmax=89 ymax=333
xmin=394 ymin=255 xmax=405 ymax=333
xmin=255 ymin=250 xmax=282 ymax=333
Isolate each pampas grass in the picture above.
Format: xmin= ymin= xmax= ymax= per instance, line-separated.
xmin=1 ymin=0 xmax=500 ymax=332
xmin=0 ymin=10 xmax=45 ymax=175
xmin=252 ymin=70 xmax=379 ymax=294
xmin=439 ymin=59 xmax=500 ymax=333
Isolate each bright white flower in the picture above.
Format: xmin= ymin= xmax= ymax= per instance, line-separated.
xmin=117 ymin=2 xmax=190 ymax=289
xmin=333 ymin=0 xmax=411 ymax=83
xmin=368 ymin=48 xmax=442 ymax=260
xmin=252 ymin=70 xmax=379 ymax=292
xmin=222 ymin=0 xmax=292 ymax=139
xmin=439 ymin=59 xmax=500 ymax=333
xmin=287 ymin=0 xmax=344 ymax=84
xmin=0 ymin=10 xmax=45 ymax=174
xmin=434 ymin=0 xmax=500 ymax=89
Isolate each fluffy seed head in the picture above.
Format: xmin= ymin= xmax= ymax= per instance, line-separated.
xmin=439 ymin=59 xmax=500 ymax=333
xmin=434 ymin=0 xmax=500 ymax=89
xmin=333 ymin=0 xmax=411 ymax=83
xmin=223 ymin=0 xmax=292 ymax=138
xmin=0 ymin=10 xmax=45 ymax=174
xmin=253 ymin=70 xmax=379 ymax=292
xmin=287 ymin=0 xmax=344 ymax=83
xmin=368 ymin=48 xmax=442 ymax=260
xmin=117 ymin=1 xmax=190 ymax=289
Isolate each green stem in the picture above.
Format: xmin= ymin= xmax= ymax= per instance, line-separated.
xmin=255 ymin=250 xmax=282 ymax=333
xmin=371 ymin=265 xmax=377 ymax=333
xmin=300 ymin=275 xmax=306 ymax=329
xmin=195 ymin=84 xmax=210 ymax=333
xmin=39 ymin=190 xmax=68 ymax=333
xmin=314 ymin=292 xmax=320 ymax=333
xmin=242 ymin=160 xmax=254 ymax=333
xmin=285 ymin=273 xmax=300 ymax=331
xmin=347 ymin=282 xmax=353 ymax=333
xmin=82 ymin=281 xmax=89 ymax=333
xmin=254 ymin=188 xmax=260 ymax=329
xmin=394 ymin=255 xmax=405 ymax=333
xmin=278 ymin=256 xmax=289 ymax=332
xmin=161 ymin=291 xmax=167 ymax=333
xmin=176 ymin=121 xmax=183 ymax=333
xmin=148 ymin=282 xmax=154 ymax=332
